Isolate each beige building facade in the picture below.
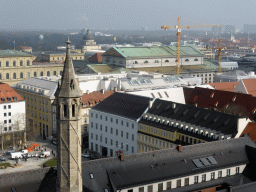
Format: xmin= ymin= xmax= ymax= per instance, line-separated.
xmin=0 ymin=50 xmax=64 ymax=86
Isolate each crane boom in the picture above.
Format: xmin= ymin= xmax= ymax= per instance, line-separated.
xmin=161 ymin=17 xmax=223 ymax=75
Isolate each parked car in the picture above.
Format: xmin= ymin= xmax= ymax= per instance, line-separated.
xmin=82 ymin=153 xmax=90 ymax=158
xmin=0 ymin=156 xmax=6 ymax=162
xmin=5 ymin=150 xmax=16 ymax=156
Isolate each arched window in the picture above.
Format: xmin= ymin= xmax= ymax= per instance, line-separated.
xmin=34 ymin=72 xmax=37 ymax=77
xmin=154 ymin=60 xmax=159 ymax=63
xmin=47 ymin=71 xmax=50 ymax=76
xmin=27 ymin=72 xmax=30 ymax=78
xmin=53 ymin=71 xmax=57 ymax=76
xmin=27 ymin=60 xmax=30 ymax=66
xmin=13 ymin=73 xmax=16 ymax=79
xmin=6 ymin=73 xmax=9 ymax=79
xmin=20 ymin=72 xmax=23 ymax=78
xmin=40 ymin=71 xmax=43 ymax=76
xmin=13 ymin=60 xmax=16 ymax=66
xmin=60 ymin=71 xmax=63 ymax=75
xmin=185 ymin=59 xmax=189 ymax=62
xmin=133 ymin=61 xmax=138 ymax=64
xmin=6 ymin=61 xmax=9 ymax=67
xmin=144 ymin=61 xmax=149 ymax=63
xmin=20 ymin=60 xmax=23 ymax=66
xmin=194 ymin=58 xmax=198 ymax=61
xmin=165 ymin=60 xmax=169 ymax=63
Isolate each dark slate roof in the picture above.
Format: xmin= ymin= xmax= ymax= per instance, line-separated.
xmin=82 ymin=135 xmax=256 ymax=191
xmin=146 ymin=99 xmax=241 ymax=137
xmin=0 ymin=167 xmax=56 ymax=192
xmin=91 ymin=92 xmax=151 ymax=120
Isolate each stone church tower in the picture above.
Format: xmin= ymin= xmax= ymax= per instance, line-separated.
xmin=55 ymin=38 xmax=83 ymax=192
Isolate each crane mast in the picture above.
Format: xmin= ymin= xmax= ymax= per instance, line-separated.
xmin=218 ymin=39 xmax=222 ymax=73
xmin=161 ymin=17 xmax=223 ymax=75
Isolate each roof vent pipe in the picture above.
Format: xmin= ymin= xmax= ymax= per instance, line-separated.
xmin=172 ymin=103 xmax=176 ymax=109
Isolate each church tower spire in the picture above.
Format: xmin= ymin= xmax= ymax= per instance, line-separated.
xmin=56 ymin=38 xmax=83 ymax=192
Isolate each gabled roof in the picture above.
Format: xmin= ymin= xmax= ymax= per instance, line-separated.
xmin=88 ymin=53 xmax=103 ymax=63
xmin=102 ymin=45 xmax=204 ymax=58
xmin=82 ymin=90 xmax=115 ymax=108
xmin=240 ymin=122 xmax=256 ymax=143
xmin=241 ymin=78 xmax=256 ymax=97
xmin=82 ymin=136 xmax=256 ymax=191
xmin=147 ymin=99 xmax=240 ymax=137
xmin=91 ymin=92 xmax=151 ymax=120
xmin=184 ymin=87 xmax=256 ymax=121
xmin=208 ymin=82 xmax=239 ymax=92
xmin=0 ymin=83 xmax=24 ymax=103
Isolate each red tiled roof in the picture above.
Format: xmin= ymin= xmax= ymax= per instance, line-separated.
xmin=0 ymin=83 xmax=24 ymax=103
xmin=207 ymin=82 xmax=239 ymax=92
xmin=184 ymin=87 xmax=256 ymax=120
xmin=241 ymin=79 xmax=256 ymax=97
xmin=88 ymin=53 xmax=102 ymax=63
xmin=240 ymin=122 xmax=256 ymax=143
xmin=82 ymin=90 xmax=115 ymax=108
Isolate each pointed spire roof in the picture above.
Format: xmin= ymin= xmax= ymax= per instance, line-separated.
xmin=56 ymin=38 xmax=83 ymax=98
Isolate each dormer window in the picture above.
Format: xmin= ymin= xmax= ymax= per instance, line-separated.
xmin=194 ymin=58 xmax=199 ymax=61
xmin=7 ymin=97 xmax=11 ymax=101
xmin=165 ymin=60 xmax=169 ymax=63
xmin=232 ymin=96 xmax=236 ymax=102
xmin=185 ymin=59 xmax=189 ymax=62
xmin=210 ymin=93 xmax=215 ymax=98
xmin=13 ymin=96 xmax=17 ymax=101
xmin=1 ymin=98 xmax=5 ymax=102
xmin=133 ymin=61 xmax=138 ymax=64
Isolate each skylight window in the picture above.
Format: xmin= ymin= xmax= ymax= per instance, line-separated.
xmin=89 ymin=173 xmax=94 ymax=179
xmin=144 ymin=79 xmax=152 ymax=84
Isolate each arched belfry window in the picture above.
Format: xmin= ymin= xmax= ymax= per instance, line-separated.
xmin=72 ymin=99 xmax=77 ymax=117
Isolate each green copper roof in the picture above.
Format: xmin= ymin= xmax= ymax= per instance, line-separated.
xmin=102 ymin=45 xmax=204 ymax=58
xmin=0 ymin=50 xmax=33 ymax=57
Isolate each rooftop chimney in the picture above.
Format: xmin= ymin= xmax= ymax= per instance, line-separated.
xmin=149 ymin=99 xmax=153 ymax=108
xmin=177 ymin=145 xmax=182 ymax=152
xmin=86 ymin=90 xmax=89 ymax=94
xmin=114 ymin=87 xmax=117 ymax=92
xmin=101 ymin=89 xmax=105 ymax=95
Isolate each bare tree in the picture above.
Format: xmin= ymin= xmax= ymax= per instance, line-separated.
xmin=11 ymin=113 xmax=27 ymax=147
xmin=0 ymin=121 xmax=4 ymax=151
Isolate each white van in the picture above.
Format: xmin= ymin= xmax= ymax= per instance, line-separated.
xmin=11 ymin=152 xmax=23 ymax=159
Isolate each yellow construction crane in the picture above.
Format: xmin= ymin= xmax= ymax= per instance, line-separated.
xmin=218 ymin=39 xmax=222 ymax=73
xmin=161 ymin=17 xmax=223 ymax=75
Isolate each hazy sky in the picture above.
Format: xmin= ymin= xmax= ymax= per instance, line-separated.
xmin=1 ymin=0 xmax=255 ymax=30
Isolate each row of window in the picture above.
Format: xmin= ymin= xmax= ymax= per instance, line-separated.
xmin=27 ymin=101 xmax=48 ymax=112
xmin=22 ymin=94 xmax=48 ymax=105
xmin=3 ymin=126 xmax=12 ymax=132
xmin=50 ymin=56 xmax=83 ymax=61
xmin=90 ymin=131 xmax=134 ymax=141
xmin=0 ymin=60 xmax=30 ymax=67
xmin=139 ymin=125 xmax=174 ymax=139
xmin=27 ymin=108 xmax=48 ymax=121
xmin=91 ymin=114 xmax=135 ymax=128
xmin=90 ymin=142 xmax=135 ymax=155
xmin=127 ymin=167 xmax=240 ymax=192
xmin=131 ymin=58 xmax=199 ymax=64
xmin=179 ymin=135 xmax=205 ymax=144
xmin=0 ymin=70 xmax=62 ymax=80
xmin=3 ymin=119 xmax=12 ymax=124
xmin=3 ymin=105 xmax=11 ymax=109
xmin=3 ymin=112 xmax=11 ymax=117
xmin=139 ymin=135 xmax=172 ymax=149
